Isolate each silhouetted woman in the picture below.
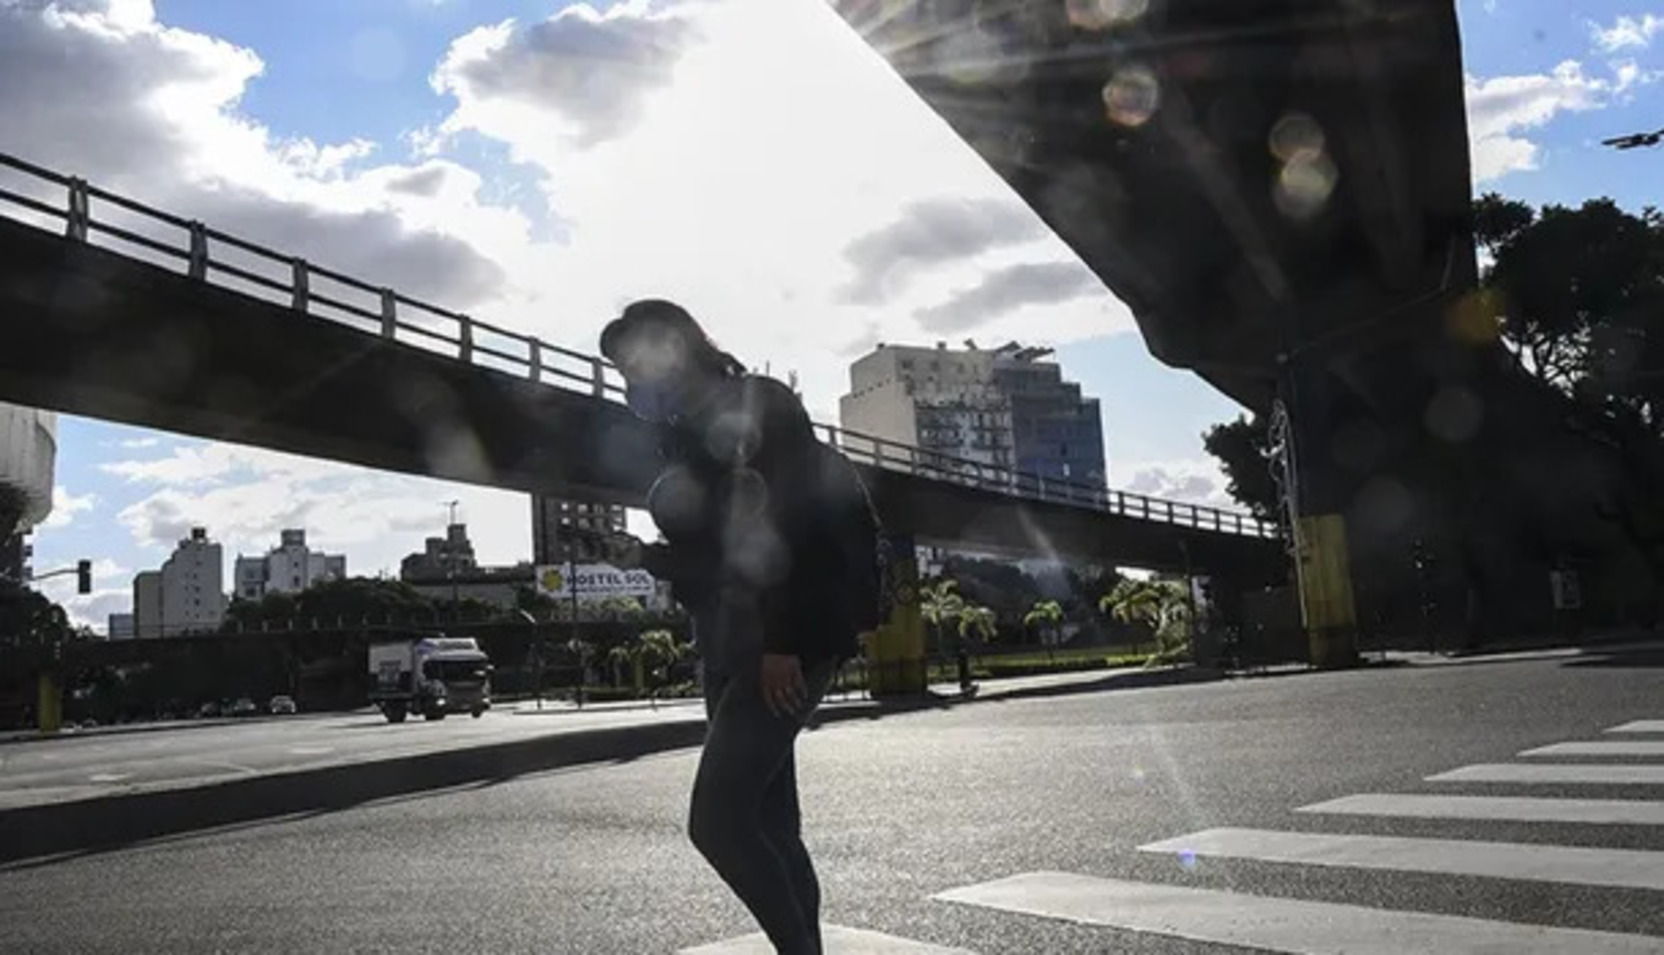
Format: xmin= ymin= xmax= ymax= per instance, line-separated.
xmin=599 ymin=299 xmax=874 ymax=954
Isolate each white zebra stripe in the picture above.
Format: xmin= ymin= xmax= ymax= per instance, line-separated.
xmin=1139 ymin=827 xmax=1664 ymax=891
xmin=935 ymin=871 xmax=1664 ymax=954
xmin=1298 ymin=792 xmax=1664 ymax=825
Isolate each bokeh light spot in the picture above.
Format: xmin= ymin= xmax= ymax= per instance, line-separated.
xmin=1067 ymin=0 xmax=1151 ymax=30
xmin=1273 ymin=153 xmax=1338 ymax=220
xmin=1102 ymin=66 xmax=1160 ymax=127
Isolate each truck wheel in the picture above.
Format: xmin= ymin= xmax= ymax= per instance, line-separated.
xmin=471 ymin=707 xmax=485 ymax=718
xmin=424 ymin=706 xmax=447 ymax=721
xmin=383 ymin=703 xmax=408 ymax=724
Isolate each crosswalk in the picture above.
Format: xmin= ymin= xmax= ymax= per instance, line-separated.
xmin=684 ymin=717 xmax=1664 ymax=953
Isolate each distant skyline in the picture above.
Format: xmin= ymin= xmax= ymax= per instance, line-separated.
xmin=8 ymin=0 xmax=1661 ymax=629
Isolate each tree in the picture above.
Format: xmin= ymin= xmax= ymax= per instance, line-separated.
xmin=606 ymin=643 xmax=636 ymax=690
xmin=938 ymin=556 xmax=1041 ymax=623
xmin=1481 ymin=195 xmax=1664 ymax=422
xmin=589 ymin=595 xmax=646 ymax=622
xmin=1022 ymin=599 xmax=1065 ymax=658
xmin=0 ymin=580 xmax=78 ymax=661
xmin=1201 ymin=415 xmax=1281 ymax=523
xmin=957 ymin=605 xmax=998 ymax=646
xmin=919 ymin=578 xmax=965 ymax=656
xmin=635 ymin=629 xmax=693 ymax=705
xmin=223 ymin=577 xmax=434 ymax=632
xmin=1101 ymin=578 xmax=1193 ymax=666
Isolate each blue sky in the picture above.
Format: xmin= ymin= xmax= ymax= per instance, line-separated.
xmin=7 ymin=0 xmax=1662 ymax=629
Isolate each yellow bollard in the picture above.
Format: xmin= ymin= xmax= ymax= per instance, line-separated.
xmin=867 ymin=548 xmax=927 ymax=697
xmin=1293 ymin=513 xmax=1360 ymax=668
xmin=37 ymin=671 xmax=62 ymax=735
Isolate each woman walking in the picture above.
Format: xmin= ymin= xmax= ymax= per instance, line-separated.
xmin=598 ymin=300 xmax=878 ymax=954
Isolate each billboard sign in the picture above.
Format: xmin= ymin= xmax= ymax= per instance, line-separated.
xmin=536 ymin=563 xmax=656 ymax=599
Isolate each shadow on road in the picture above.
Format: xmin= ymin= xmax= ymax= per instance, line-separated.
xmin=0 ymin=665 xmax=1226 ymax=867
xmin=1562 ymin=646 xmax=1664 ymax=669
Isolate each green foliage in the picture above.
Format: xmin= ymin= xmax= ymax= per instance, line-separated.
xmin=1481 ymin=195 xmax=1664 ymax=429
xmin=1022 ymin=599 xmax=1065 ymax=647
xmin=1101 ymin=578 xmax=1193 ymax=666
xmin=957 ymin=605 xmax=998 ymax=644
xmin=223 ymin=577 xmax=434 ymax=632
xmin=937 ymin=557 xmax=1040 ymax=622
xmin=0 ymin=580 xmax=80 ymax=664
xmin=1201 ymin=414 xmax=1280 ymax=523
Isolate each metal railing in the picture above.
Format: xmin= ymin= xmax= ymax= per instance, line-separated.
xmin=0 ymin=152 xmax=1274 ymax=538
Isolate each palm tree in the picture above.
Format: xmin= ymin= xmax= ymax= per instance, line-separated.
xmin=957 ymin=605 xmax=997 ymax=645
xmin=919 ymin=579 xmax=966 ymax=655
xmin=565 ymin=637 xmax=595 ymax=706
xmin=606 ymin=643 xmax=636 ymax=691
xmin=1101 ymin=578 xmax=1192 ymax=666
xmin=953 ymin=604 xmax=997 ymax=690
xmin=1024 ymin=599 xmax=1066 ymax=661
xmin=635 ymin=628 xmax=693 ymax=705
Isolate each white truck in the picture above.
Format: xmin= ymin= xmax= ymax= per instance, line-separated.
xmin=367 ymin=635 xmax=493 ymax=723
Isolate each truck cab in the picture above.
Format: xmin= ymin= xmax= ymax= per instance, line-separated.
xmin=368 ymin=635 xmax=493 ymax=723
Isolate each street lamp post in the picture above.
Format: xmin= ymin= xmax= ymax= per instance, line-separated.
xmin=517 ymin=609 xmax=541 ymax=711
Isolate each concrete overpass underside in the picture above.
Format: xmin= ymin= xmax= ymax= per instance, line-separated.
xmin=831 ymin=0 xmax=1659 ymax=658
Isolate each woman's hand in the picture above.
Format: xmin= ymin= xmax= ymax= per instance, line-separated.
xmin=760 ymin=652 xmax=808 ymax=718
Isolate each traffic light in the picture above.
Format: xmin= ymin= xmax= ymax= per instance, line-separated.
xmin=76 ymin=559 xmax=92 ymax=595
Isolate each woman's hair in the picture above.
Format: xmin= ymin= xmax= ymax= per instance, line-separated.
xmin=599 ymin=299 xmax=745 ymax=379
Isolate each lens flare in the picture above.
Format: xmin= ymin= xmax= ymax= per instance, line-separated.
xmin=1273 ymin=153 xmax=1338 ymax=220
xmin=1067 ymin=0 xmax=1150 ymax=30
xmin=1269 ymin=112 xmax=1325 ymax=163
xmin=1102 ymin=66 xmax=1160 ymax=127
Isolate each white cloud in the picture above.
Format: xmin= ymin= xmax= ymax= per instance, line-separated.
xmin=1590 ymin=13 xmax=1664 ymax=52
xmin=432 ymin=2 xmax=701 ymax=149
xmin=427 ymin=0 xmax=1133 ymax=406
xmin=0 ymin=0 xmax=521 ymax=307
xmin=107 ymin=440 xmax=530 ymax=576
xmin=38 ymin=487 xmax=99 ymax=530
xmin=1465 ymin=61 xmax=1631 ymax=182
xmin=1118 ymin=458 xmax=1235 ymax=512
xmin=3 ymin=0 xmax=1151 ymax=581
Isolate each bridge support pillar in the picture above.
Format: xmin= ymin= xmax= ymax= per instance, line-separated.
xmin=867 ymin=534 xmax=927 ymax=697
xmin=1281 ymin=363 xmax=1361 ymax=669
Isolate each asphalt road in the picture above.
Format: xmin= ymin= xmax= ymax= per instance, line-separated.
xmin=3 ymin=646 xmax=1664 ymax=953
xmin=0 ymin=700 xmax=713 ymax=810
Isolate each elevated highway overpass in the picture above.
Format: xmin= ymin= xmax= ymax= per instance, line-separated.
xmin=831 ymin=0 xmax=1494 ymax=664
xmin=0 ymin=151 xmax=1284 ymax=708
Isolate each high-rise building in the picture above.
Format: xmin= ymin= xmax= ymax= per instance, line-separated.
xmin=0 ymin=403 xmax=56 ymax=583
xmin=107 ymin=613 xmax=135 ymax=640
xmin=233 ymin=528 xmax=346 ymax=601
xmin=532 ymin=496 xmax=627 ymax=563
xmin=839 ymin=341 xmax=1106 ymax=485
xmin=399 ymin=523 xmax=479 ymax=580
xmin=132 ymin=527 xmax=226 ymax=637
xmin=134 ymin=571 xmax=162 ymax=638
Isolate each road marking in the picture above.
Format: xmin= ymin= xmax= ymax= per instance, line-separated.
xmin=1298 ymin=793 xmax=1664 ymax=826
xmin=287 ymin=746 xmax=333 ymax=756
xmin=934 ymin=871 xmax=1664 ymax=954
xmin=1608 ymin=721 xmax=1664 ymax=734
xmin=86 ymin=773 xmax=132 ymax=783
xmin=680 ymin=924 xmax=973 ymax=954
xmin=1139 ymin=827 xmax=1664 ymax=891
xmin=1522 ymin=741 xmax=1664 ymax=757
xmin=1428 ymin=763 xmax=1664 ymax=785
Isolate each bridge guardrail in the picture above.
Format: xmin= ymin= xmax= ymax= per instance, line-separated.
xmin=0 ymin=152 xmax=1274 ymax=539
